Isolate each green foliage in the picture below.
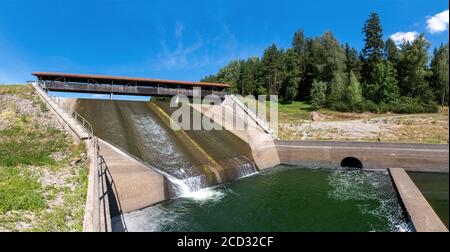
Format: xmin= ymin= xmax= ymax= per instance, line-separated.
xmin=0 ymin=124 xmax=67 ymax=167
xmin=391 ymin=97 xmax=438 ymax=114
xmin=281 ymin=49 xmax=301 ymax=102
xmin=362 ymin=12 xmax=385 ymax=89
xmin=365 ymin=61 xmax=399 ymax=104
xmin=362 ymin=12 xmax=384 ymax=63
xmin=430 ymin=43 xmax=449 ymax=105
xmin=359 ymin=100 xmax=379 ymax=112
xmin=310 ymin=80 xmax=327 ymax=109
xmin=238 ymin=57 xmax=260 ymax=95
xmin=344 ymin=43 xmax=360 ymax=78
xmin=328 ymin=71 xmax=346 ymax=104
xmin=345 ymin=71 xmax=363 ymax=108
xmin=309 ymin=31 xmax=347 ymax=83
xmin=0 ymin=84 xmax=34 ymax=99
xmin=397 ymin=34 xmax=431 ymax=99
xmin=261 ymin=44 xmax=285 ymax=95
xmin=0 ymin=167 xmax=46 ymax=213
xmin=202 ymin=12 xmax=444 ymax=114
xmin=384 ymin=38 xmax=399 ymax=63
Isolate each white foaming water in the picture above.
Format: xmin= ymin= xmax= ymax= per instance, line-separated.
xmin=182 ymin=187 xmax=225 ymax=202
xmin=235 ymin=160 xmax=258 ymax=178
xmin=167 ymin=175 xmax=206 ymax=196
xmin=328 ymin=168 xmax=412 ymax=232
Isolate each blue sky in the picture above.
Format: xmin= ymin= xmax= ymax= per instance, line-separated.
xmin=0 ymin=0 xmax=448 ymax=84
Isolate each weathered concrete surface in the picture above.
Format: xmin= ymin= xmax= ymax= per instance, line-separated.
xmin=191 ymin=96 xmax=280 ymax=169
xmin=390 ymin=168 xmax=448 ymax=232
xmin=97 ymin=138 xmax=169 ymax=214
xmin=276 ymin=140 xmax=449 ymax=173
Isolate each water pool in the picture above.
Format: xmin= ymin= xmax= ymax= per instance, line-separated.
xmin=114 ymin=166 xmax=411 ymax=232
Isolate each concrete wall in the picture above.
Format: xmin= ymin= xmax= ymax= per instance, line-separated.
xmin=191 ymin=96 xmax=281 ymax=170
xmin=276 ymin=140 xmax=449 ymax=173
xmin=97 ymin=139 xmax=169 ymax=215
xmin=390 ymin=168 xmax=448 ymax=232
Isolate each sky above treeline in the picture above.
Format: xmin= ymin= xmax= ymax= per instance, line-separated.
xmin=0 ymin=0 xmax=448 ymax=84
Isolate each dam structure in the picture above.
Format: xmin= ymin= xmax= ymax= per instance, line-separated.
xmin=31 ymin=72 xmax=449 ymax=232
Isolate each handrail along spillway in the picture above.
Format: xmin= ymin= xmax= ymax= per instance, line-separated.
xmin=34 ymin=81 xmax=111 ymax=232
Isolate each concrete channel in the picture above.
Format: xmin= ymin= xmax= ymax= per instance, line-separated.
xmin=33 ymin=83 xmax=449 ymax=232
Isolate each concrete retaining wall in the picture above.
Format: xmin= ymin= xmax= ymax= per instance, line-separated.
xmin=191 ymin=96 xmax=281 ymax=170
xmin=276 ymin=140 xmax=449 ymax=173
xmin=389 ymin=168 xmax=448 ymax=232
xmin=32 ymin=84 xmax=111 ymax=232
xmin=97 ymin=138 xmax=169 ymax=215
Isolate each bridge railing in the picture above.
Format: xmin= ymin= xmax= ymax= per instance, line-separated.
xmin=41 ymin=80 xmax=226 ymax=98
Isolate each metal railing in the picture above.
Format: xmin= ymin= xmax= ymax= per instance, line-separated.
xmin=229 ymin=94 xmax=275 ymax=135
xmin=33 ymin=81 xmax=109 ymax=232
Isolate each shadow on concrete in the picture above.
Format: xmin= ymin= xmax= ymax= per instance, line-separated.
xmin=98 ymin=154 xmax=128 ymax=232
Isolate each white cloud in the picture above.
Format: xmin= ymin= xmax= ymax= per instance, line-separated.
xmin=390 ymin=31 xmax=419 ymax=45
xmin=174 ymin=22 xmax=184 ymax=39
xmin=426 ymin=9 xmax=449 ymax=34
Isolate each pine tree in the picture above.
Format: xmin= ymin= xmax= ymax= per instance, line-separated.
xmin=291 ymin=29 xmax=309 ymax=100
xmin=384 ymin=38 xmax=399 ymax=63
xmin=397 ymin=34 xmax=431 ymax=99
xmin=261 ymin=44 xmax=285 ymax=95
xmin=238 ymin=57 xmax=260 ymax=95
xmin=292 ymin=29 xmax=306 ymax=54
xmin=362 ymin=12 xmax=384 ymax=62
xmin=344 ymin=43 xmax=360 ymax=79
xmin=361 ymin=12 xmax=385 ymax=89
xmin=430 ymin=43 xmax=449 ymax=105
xmin=282 ymin=49 xmax=301 ymax=102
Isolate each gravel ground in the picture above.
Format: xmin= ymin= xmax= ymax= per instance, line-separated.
xmin=279 ymin=112 xmax=449 ymax=143
xmin=0 ymin=93 xmax=65 ymax=131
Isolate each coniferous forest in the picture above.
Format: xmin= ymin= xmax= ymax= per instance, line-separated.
xmin=202 ymin=13 xmax=449 ymax=113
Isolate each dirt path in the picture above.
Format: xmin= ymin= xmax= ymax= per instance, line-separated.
xmin=279 ymin=110 xmax=449 ymax=143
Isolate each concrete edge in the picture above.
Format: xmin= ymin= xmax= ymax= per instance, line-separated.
xmin=389 ymin=168 xmax=448 ymax=232
xmin=32 ymin=86 xmax=111 ymax=232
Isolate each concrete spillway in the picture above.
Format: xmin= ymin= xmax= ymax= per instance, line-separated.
xmin=72 ymin=99 xmax=257 ymax=201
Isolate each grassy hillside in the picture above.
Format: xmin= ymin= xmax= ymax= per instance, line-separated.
xmin=0 ymin=84 xmax=87 ymax=231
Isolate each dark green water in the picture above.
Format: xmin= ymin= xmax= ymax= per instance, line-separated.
xmin=408 ymin=172 xmax=449 ymax=228
xmin=115 ymin=166 xmax=411 ymax=232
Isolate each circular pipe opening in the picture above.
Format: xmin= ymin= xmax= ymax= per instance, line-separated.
xmin=340 ymin=157 xmax=363 ymax=169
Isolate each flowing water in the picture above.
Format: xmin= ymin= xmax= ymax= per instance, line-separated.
xmin=73 ymin=99 xmax=256 ymax=195
xmin=114 ymin=165 xmax=411 ymax=232
xmin=72 ymin=98 xmax=411 ymax=231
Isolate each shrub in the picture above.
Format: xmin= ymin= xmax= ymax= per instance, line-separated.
xmin=390 ymin=97 xmax=438 ymax=114
xmin=360 ymin=100 xmax=379 ymax=112
xmin=0 ymin=167 xmax=46 ymax=213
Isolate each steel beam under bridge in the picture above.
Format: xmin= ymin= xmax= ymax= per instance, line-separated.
xmin=41 ymin=81 xmax=227 ymax=98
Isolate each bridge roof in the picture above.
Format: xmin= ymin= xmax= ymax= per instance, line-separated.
xmin=32 ymin=72 xmax=231 ymax=89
